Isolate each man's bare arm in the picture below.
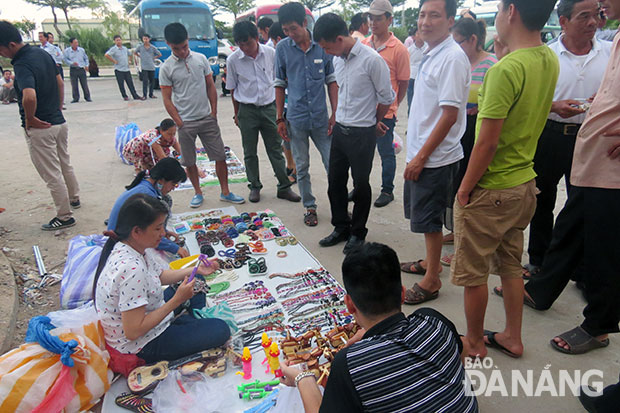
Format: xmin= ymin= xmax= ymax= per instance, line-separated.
xmin=161 ymin=86 xmax=183 ymax=127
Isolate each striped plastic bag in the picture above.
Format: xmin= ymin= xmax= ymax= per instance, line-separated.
xmin=0 ymin=307 xmax=113 ymax=413
xmin=115 ymin=123 xmax=141 ymax=165
xmin=60 ymin=234 xmax=108 ymax=309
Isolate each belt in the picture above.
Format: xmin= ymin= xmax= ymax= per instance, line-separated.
xmin=240 ymin=101 xmax=274 ymax=109
xmin=336 ymin=123 xmax=374 ymax=135
xmin=545 ymin=119 xmax=581 ymax=136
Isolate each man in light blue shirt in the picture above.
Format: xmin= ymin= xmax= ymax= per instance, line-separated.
xmin=63 ymin=37 xmax=91 ymax=103
xmin=39 ymin=31 xmax=63 ymax=79
xmin=275 ymin=2 xmax=338 ymax=226
xmin=105 ymin=35 xmax=142 ymax=100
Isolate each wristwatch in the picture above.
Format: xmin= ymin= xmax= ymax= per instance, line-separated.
xmin=295 ymin=371 xmax=316 ymax=387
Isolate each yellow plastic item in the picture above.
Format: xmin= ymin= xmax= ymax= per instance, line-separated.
xmin=169 ymin=254 xmax=201 ymax=270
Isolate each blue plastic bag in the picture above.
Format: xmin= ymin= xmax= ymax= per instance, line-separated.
xmin=115 ymin=123 xmax=141 ymax=165
xmin=60 ymin=234 xmax=108 ymax=309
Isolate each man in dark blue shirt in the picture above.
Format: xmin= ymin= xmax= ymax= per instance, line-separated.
xmin=0 ymin=21 xmax=80 ymax=230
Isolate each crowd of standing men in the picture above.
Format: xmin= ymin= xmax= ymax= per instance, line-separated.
xmin=1 ymin=0 xmax=620 ymax=407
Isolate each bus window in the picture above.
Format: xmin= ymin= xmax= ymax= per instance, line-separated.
xmin=143 ymin=7 xmax=216 ymax=41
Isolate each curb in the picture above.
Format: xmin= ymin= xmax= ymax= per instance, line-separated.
xmin=0 ymin=251 xmax=18 ymax=354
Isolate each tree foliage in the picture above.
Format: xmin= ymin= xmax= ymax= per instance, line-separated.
xmin=62 ymin=27 xmax=110 ymax=56
xmin=13 ymin=19 xmax=37 ymax=40
xmin=119 ymin=0 xmax=140 ymax=15
xmin=209 ymin=0 xmax=253 ymax=20
xmin=24 ymin=0 xmax=102 ymax=35
xmin=299 ymin=0 xmax=336 ymax=12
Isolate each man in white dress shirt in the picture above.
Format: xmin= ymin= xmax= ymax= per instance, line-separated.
xmin=313 ymin=13 xmax=395 ymax=254
xmin=226 ymin=21 xmax=301 ymax=203
xmin=525 ymin=0 xmax=612 ymax=278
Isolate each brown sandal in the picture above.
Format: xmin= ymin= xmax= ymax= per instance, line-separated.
xmin=404 ymin=283 xmax=439 ymax=305
xmin=400 ymin=260 xmax=426 ymax=275
xmin=304 ymin=209 xmax=318 ymax=227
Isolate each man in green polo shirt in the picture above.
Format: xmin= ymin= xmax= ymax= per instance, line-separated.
xmin=451 ymin=0 xmax=559 ymax=359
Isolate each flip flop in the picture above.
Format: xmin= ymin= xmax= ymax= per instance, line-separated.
xmin=115 ymin=393 xmax=154 ymax=413
xmin=483 ymin=330 xmax=521 ymax=358
xmin=440 ymin=254 xmax=453 ymax=266
xmin=400 ymin=260 xmax=426 ymax=275
xmin=550 ymin=326 xmax=610 ymax=355
xmin=492 ymin=286 xmax=538 ymax=310
xmin=522 ymin=264 xmax=540 ymax=280
xmin=404 ymin=283 xmax=438 ymax=305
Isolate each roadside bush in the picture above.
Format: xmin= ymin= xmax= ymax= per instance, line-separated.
xmin=62 ymin=28 xmax=110 ymax=57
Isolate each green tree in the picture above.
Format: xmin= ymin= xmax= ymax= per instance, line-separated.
xmin=63 ymin=27 xmax=110 ymax=56
xmin=334 ymin=0 xmax=361 ymax=23
xmin=209 ymin=0 xmax=253 ymax=20
xmin=119 ymin=0 xmax=140 ymax=15
xmin=13 ymin=19 xmax=37 ymax=40
xmin=300 ymin=0 xmax=336 ymax=12
xmin=55 ymin=0 xmax=103 ymax=31
xmin=24 ymin=0 xmax=63 ymax=37
xmin=101 ymin=10 xmax=127 ymax=38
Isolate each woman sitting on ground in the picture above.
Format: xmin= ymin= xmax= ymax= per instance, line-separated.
xmin=95 ymin=193 xmax=231 ymax=362
xmin=123 ymin=118 xmax=182 ymax=175
xmin=107 ymin=157 xmax=189 ymax=257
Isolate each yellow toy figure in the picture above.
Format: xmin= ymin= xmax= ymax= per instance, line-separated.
xmin=268 ymin=342 xmax=283 ymax=378
xmin=261 ymin=333 xmax=272 ymax=367
xmin=235 ymin=347 xmax=253 ymax=380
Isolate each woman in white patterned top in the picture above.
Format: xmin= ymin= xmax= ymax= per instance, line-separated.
xmin=94 ymin=193 xmax=230 ymax=362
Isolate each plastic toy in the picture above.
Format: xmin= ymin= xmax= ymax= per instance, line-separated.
xmin=261 ymin=333 xmax=272 ymax=362
xmin=267 ymin=342 xmax=283 ymax=377
xmin=243 ymin=389 xmax=279 ymax=413
xmin=235 ymin=347 xmax=253 ymax=380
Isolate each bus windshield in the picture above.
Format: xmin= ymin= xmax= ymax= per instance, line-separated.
xmin=143 ymin=7 xmax=216 ymax=41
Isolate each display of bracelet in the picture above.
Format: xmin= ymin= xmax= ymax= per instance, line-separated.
xmin=195 ymin=230 xmax=215 ymax=257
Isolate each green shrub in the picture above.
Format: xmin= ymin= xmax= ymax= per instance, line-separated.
xmin=62 ymin=28 xmax=110 ymax=57
xmin=391 ymin=26 xmax=408 ymax=43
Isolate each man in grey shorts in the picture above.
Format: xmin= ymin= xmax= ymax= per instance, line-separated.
xmin=400 ymin=0 xmax=470 ymax=304
xmin=160 ymin=22 xmax=244 ymax=207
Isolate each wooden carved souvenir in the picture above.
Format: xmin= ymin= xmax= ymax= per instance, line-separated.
xmin=127 ymin=347 xmax=224 ymax=394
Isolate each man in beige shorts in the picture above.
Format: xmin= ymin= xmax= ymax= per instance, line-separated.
xmin=160 ymin=22 xmax=244 ymax=207
xmin=452 ymin=0 xmax=558 ymax=359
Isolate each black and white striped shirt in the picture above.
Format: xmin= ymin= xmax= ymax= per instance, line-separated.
xmin=320 ymin=309 xmax=478 ymax=413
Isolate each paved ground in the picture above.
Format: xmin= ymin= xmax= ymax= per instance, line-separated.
xmin=0 ymin=76 xmax=617 ymax=411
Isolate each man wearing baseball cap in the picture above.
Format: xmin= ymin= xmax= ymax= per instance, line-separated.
xmin=363 ymin=0 xmax=410 ymax=208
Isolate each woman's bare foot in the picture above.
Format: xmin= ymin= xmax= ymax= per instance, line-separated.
xmin=198 ymin=168 xmax=207 ymax=178
xmin=443 ymin=233 xmax=454 ymax=244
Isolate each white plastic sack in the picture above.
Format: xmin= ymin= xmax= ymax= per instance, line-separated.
xmin=115 ymin=123 xmax=141 ymax=165
xmin=60 ymin=234 xmax=108 ymax=309
xmin=393 ymin=132 xmax=404 ymax=154
xmin=152 ymin=370 xmax=226 ymax=413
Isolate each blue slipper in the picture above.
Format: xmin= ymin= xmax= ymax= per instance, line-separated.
xmin=190 ymin=194 xmax=204 ymax=208
xmin=220 ymin=192 xmax=245 ymax=204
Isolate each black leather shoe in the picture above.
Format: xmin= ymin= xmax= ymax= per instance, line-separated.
xmin=343 ymin=235 xmax=365 ymax=254
xmin=374 ymin=192 xmax=394 ymax=207
xmin=249 ymin=188 xmax=261 ymax=203
xmin=319 ymin=230 xmax=350 ymax=247
xmin=277 ymin=188 xmax=301 ymax=202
